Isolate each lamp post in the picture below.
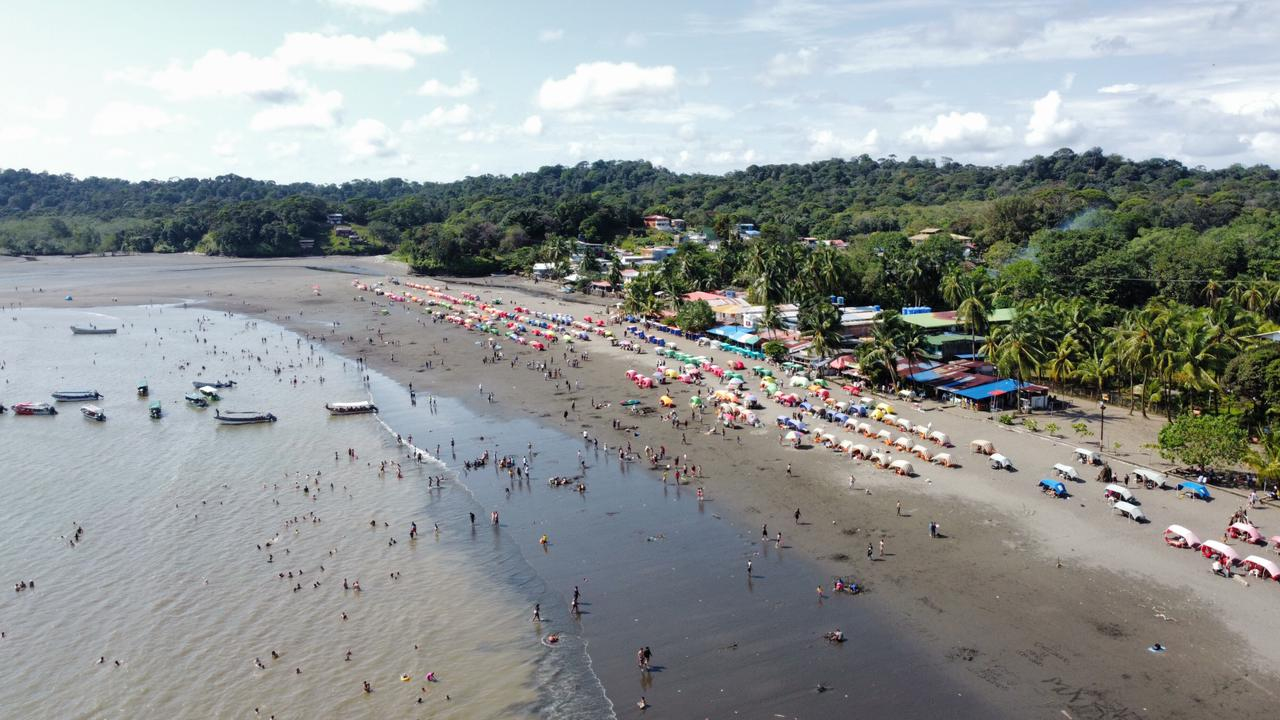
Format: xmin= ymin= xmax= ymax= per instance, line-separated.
xmin=1098 ymin=400 xmax=1106 ymax=450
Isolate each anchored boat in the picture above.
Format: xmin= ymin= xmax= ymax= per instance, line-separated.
xmin=14 ymin=402 xmax=57 ymax=415
xmin=214 ymin=410 xmax=277 ymax=425
xmin=325 ymin=401 xmax=378 ymax=416
xmin=192 ymin=380 xmax=237 ymax=389
xmin=81 ymin=404 xmax=106 ymax=421
xmin=71 ymin=325 xmax=117 ymax=335
xmin=149 ymin=400 xmax=163 ymax=419
xmin=52 ymin=390 xmax=102 ymax=402
xmin=197 ymin=386 xmax=221 ymax=401
xmin=137 ymin=379 xmax=149 ymax=398
xmin=184 ymin=392 xmax=208 ymax=408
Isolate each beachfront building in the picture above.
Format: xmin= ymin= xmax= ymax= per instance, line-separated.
xmin=897 ymin=358 xmax=1049 ymax=411
xmin=899 ymin=307 xmax=1015 ymax=361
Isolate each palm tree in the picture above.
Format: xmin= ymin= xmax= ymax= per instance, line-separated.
xmin=798 ymin=297 xmax=843 ymax=362
xmin=1075 ymin=345 xmax=1116 ymax=400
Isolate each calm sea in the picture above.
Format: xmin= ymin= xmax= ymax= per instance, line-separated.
xmin=0 ymin=305 xmax=608 ymax=719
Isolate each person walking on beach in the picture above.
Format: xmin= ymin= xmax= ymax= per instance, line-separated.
xmin=794 ymin=508 xmax=801 ymax=524
xmin=762 ymin=524 xmax=768 ymax=540
xmin=878 ymin=539 xmax=885 ymax=557
xmin=896 ymin=501 xmax=901 ymax=517
xmin=785 ymin=463 xmax=792 ymax=476
xmin=866 ymin=543 xmax=874 ymax=560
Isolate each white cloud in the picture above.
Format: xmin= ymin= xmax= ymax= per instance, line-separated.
xmin=327 ymin=0 xmax=431 ymax=14
xmin=212 ymin=131 xmax=240 ymax=158
xmin=276 ymin=29 xmax=446 ymax=71
xmin=250 ymin=90 xmax=343 ymax=131
xmin=538 ymin=61 xmax=677 ymax=111
xmin=403 ymin=104 xmax=473 ymax=131
xmin=1099 ymin=83 xmax=1141 ymax=94
xmin=24 ymin=97 xmax=68 ymax=121
xmin=809 ymin=128 xmax=879 ymax=157
xmin=538 ymin=29 xmax=564 ymax=43
xmin=141 ymin=50 xmax=301 ymax=102
xmin=457 ymin=128 xmax=497 ymax=143
xmin=623 ymin=32 xmax=647 ymax=48
xmin=90 ymin=101 xmax=180 ymax=136
xmin=267 ymin=140 xmax=301 ymax=159
xmin=1244 ymin=131 xmax=1280 ymax=159
xmin=903 ymin=111 xmax=1013 ymax=152
xmin=675 ymin=149 xmax=691 ymax=167
xmin=417 ymin=71 xmax=478 ymax=97
xmin=342 ymin=118 xmax=402 ymax=160
xmin=521 ymin=115 xmax=543 ymax=136
xmin=0 ymin=125 xmax=40 ymax=143
xmin=761 ymin=47 xmax=815 ymax=85
xmin=1025 ymin=90 xmax=1080 ymax=146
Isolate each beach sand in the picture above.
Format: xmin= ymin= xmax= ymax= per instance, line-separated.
xmin=3 ymin=253 xmax=1278 ymax=717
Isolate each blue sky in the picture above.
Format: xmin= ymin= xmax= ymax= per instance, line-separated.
xmin=2 ymin=0 xmax=1278 ymax=182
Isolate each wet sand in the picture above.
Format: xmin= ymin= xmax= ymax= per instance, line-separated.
xmin=3 ymin=253 xmax=1278 ymax=717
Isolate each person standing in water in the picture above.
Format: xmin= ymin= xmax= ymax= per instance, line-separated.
xmin=532 ymin=604 xmax=541 ymax=622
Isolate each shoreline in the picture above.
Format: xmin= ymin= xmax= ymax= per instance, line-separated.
xmin=3 ymin=254 xmax=1278 ymax=717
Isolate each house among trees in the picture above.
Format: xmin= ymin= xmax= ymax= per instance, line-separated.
xmin=642 ymin=214 xmax=672 ymax=231
xmin=907 ymin=227 xmax=973 ymax=243
xmin=334 ymin=225 xmax=358 ymax=238
xmin=326 ymin=213 xmax=344 ymax=225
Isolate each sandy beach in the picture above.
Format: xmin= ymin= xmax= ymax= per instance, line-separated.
xmin=3 ymin=253 xmax=1278 ymax=718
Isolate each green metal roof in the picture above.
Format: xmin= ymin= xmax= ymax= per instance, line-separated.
xmin=901 ymin=314 xmax=955 ymax=329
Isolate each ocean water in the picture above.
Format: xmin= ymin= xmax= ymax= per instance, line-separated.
xmin=0 ymin=305 xmax=604 ymax=719
xmin=1 ymin=303 xmax=995 ymax=718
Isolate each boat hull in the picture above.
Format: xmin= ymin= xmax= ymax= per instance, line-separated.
xmin=52 ymin=391 xmax=102 ymax=402
xmin=14 ymin=403 xmax=57 ymax=415
xmin=71 ymin=326 xmax=117 ymax=335
xmin=215 ymin=411 xmax=277 ymax=425
xmin=325 ymin=402 xmax=378 ymax=415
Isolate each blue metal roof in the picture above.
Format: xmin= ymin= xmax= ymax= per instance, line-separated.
xmin=952 ymin=378 xmax=1022 ymax=400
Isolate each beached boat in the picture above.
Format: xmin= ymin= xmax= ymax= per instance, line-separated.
xmin=137 ymin=379 xmax=149 ymax=398
xmin=192 ymin=380 xmax=237 ymax=389
xmin=184 ymin=393 xmax=208 ymax=408
xmin=325 ymin=401 xmax=378 ymax=416
xmin=14 ymin=402 xmax=57 ymax=415
xmin=149 ymin=400 xmax=163 ymax=419
xmin=197 ymin=386 xmax=221 ymax=401
xmin=70 ymin=325 xmax=117 ymax=335
xmin=81 ymin=404 xmax=106 ymax=421
xmin=52 ymin=390 xmax=102 ymax=402
xmin=214 ymin=410 xmax=277 ymax=425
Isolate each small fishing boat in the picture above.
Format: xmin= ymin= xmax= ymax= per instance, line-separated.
xmin=197 ymin=386 xmax=221 ymax=401
xmin=14 ymin=402 xmax=57 ymax=415
xmin=326 ymin=401 xmax=378 ymax=416
xmin=71 ymin=325 xmax=117 ymax=335
xmin=81 ymin=404 xmax=106 ymax=421
xmin=137 ymin=379 xmax=149 ymax=398
xmin=192 ymin=380 xmax=237 ymax=389
xmin=184 ymin=393 xmax=209 ymax=408
xmin=52 ymin=390 xmax=102 ymax=402
xmin=149 ymin=400 xmax=163 ymax=419
xmin=214 ymin=410 xmax=277 ymax=425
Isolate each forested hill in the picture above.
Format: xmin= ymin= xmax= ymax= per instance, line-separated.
xmin=2 ymin=148 xmax=1280 ymax=269
xmin=5 ymin=149 xmax=1280 ymax=224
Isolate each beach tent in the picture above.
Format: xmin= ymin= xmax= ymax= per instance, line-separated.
xmin=893 ymin=435 xmax=913 ymax=450
xmin=838 ymin=439 xmax=854 ymax=452
xmin=851 ymin=444 xmax=871 ymax=459
xmin=1200 ymin=540 xmax=1241 ymax=565
xmin=789 ymin=376 xmax=810 ymax=388
xmin=970 ymin=439 xmax=995 ymax=454
xmin=889 ymin=459 xmax=915 ymax=476
xmin=1163 ymin=525 xmax=1202 ymax=548
xmin=1112 ymin=501 xmax=1146 ymax=523
xmin=784 ymin=431 xmax=800 ymax=443
xmin=931 ymin=452 xmax=954 ymax=467
xmin=990 ymin=453 xmax=1013 ymax=470
xmin=660 ymin=395 xmax=674 ymax=407
xmin=1242 ymin=556 xmax=1280 ymax=581
xmin=929 ymin=430 xmax=951 ymax=446
xmin=911 ymin=444 xmax=931 ymax=460
xmin=1227 ymin=522 xmax=1264 ymax=545
xmin=876 ymin=429 xmax=893 ymax=443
